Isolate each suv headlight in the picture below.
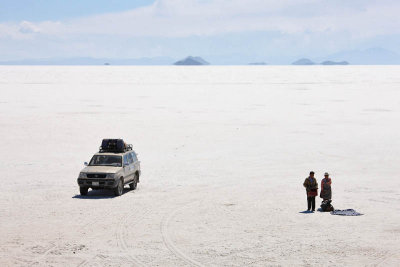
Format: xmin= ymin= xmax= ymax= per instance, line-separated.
xmin=107 ymin=173 xmax=116 ymax=179
xmin=79 ymin=172 xmax=86 ymax=178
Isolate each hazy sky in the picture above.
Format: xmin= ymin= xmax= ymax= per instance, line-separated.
xmin=0 ymin=0 xmax=399 ymax=63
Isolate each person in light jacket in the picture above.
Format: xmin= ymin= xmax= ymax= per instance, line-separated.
xmin=303 ymin=171 xmax=318 ymax=211
xmin=320 ymin=172 xmax=332 ymax=200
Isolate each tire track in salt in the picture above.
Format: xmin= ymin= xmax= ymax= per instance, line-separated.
xmin=32 ymin=210 xmax=106 ymax=266
xmin=203 ymin=192 xmax=273 ymax=266
xmin=370 ymin=251 xmax=398 ymax=267
xmin=78 ymin=192 xmax=150 ymax=267
xmin=115 ymin=204 xmax=152 ymax=267
xmin=75 ymin=200 xmax=132 ymax=267
xmin=30 ymin=243 xmax=58 ymax=266
xmin=75 ymin=206 xmax=130 ymax=267
xmin=160 ymin=200 xmax=206 ymax=267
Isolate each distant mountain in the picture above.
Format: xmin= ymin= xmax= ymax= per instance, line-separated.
xmin=0 ymin=57 xmax=175 ymax=65
xmin=248 ymin=62 xmax=267 ymax=65
xmin=320 ymin=61 xmax=349 ymax=65
xmin=174 ymin=56 xmax=210 ymax=65
xmin=292 ymin=58 xmax=315 ymax=65
xmin=326 ymin=47 xmax=400 ymax=65
xmin=2 ymin=47 xmax=398 ymax=65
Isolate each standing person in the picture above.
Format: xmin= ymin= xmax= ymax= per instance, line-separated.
xmin=303 ymin=171 xmax=318 ymax=211
xmin=320 ymin=172 xmax=332 ymax=200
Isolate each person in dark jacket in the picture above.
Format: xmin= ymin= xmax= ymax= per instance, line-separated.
xmin=303 ymin=171 xmax=318 ymax=211
xmin=320 ymin=172 xmax=332 ymax=200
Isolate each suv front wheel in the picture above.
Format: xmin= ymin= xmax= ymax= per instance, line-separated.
xmin=114 ymin=179 xmax=124 ymax=196
xmin=80 ymin=187 xmax=88 ymax=196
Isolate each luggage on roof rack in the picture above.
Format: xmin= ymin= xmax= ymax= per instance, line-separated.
xmin=100 ymin=139 xmax=132 ymax=153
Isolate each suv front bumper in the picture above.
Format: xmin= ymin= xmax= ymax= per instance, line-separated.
xmin=77 ymin=178 xmax=117 ymax=189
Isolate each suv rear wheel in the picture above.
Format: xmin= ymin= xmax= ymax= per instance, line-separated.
xmin=129 ymin=174 xmax=138 ymax=190
xmin=114 ymin=179 xmax=123 ymax=196
xmin=80 ymin=187 xmax=88 ymax=196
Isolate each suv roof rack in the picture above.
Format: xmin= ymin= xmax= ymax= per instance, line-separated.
xmin=99 ymin=145 xmax=132 ymax=153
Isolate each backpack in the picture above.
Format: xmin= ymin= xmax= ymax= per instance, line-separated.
xmin=320 ymin=200 xmax=334 ymax=212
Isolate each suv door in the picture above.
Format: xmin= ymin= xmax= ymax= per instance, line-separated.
xmin=126 ymin=153 xmax=135 ymax=182
xmin=130 ymin=152 xmax=140 ymax=176
xmin=123 ymin=154 xmax=131 ymax=183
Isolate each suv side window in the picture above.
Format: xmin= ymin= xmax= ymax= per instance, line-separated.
xmin=127 ymin=153 xmax=134 ymax=164
xmin=123 ymin=154 xmax=129 ymax=166
xmin=131 ymin=152 xmax=138 ymax=162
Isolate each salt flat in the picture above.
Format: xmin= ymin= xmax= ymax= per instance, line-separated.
xmin=0 ymin=66 xmax=399 ymax=266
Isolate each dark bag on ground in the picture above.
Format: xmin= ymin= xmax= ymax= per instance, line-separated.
xmin=320 ymin=200 xmax=334 ymax=212
xmin=100 ymin=139 xmax=126 ymax=152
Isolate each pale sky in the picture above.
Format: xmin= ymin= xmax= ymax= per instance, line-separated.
xmin=0 ymin=0 xmax=399 ymax=63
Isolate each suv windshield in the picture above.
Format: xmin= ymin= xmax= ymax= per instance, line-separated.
xmin=89 ymin=155 xmax=122 ymax=167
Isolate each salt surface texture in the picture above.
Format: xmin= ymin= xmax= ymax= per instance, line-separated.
xmin=0 ymin=66 xmax=399 ymax=266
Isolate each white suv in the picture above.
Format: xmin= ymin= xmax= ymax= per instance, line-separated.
xmin=77 ymin=150 xmax=141 ymax=196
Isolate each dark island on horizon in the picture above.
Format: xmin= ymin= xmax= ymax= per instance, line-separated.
xmin=292 ymin=58 xmax=315 ymax=65
xmin=292 ymin=58 xmax=350 ymax=65
xmin=174 ymin=56 xmax=210 ymax=65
